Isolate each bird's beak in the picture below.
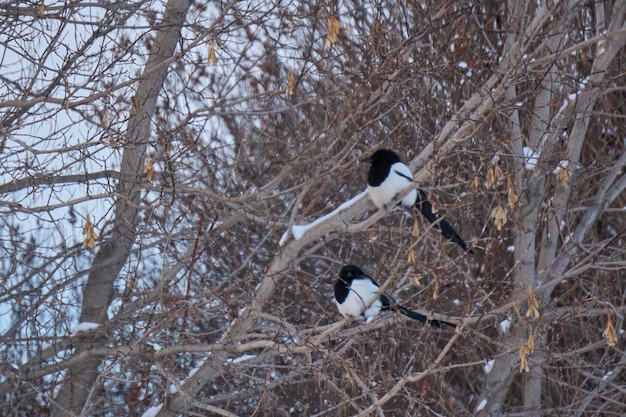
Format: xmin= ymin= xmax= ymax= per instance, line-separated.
xmin=360 ymin=157 xmax=373 ymax=164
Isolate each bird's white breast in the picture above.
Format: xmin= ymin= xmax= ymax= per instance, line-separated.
xmin=336 ymin=278 xmax=382 ymax=319
xmin=368 ymin=162 xmax=417 ymax=208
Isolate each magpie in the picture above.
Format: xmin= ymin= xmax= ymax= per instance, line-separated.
xmin=334 ymin=265 xmax=456 ymax=328
xmin=361 ymin=149 xmax=471 ymax=252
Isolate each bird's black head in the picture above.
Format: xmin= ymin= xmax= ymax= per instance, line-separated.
xmin=339 ymin=265 xmax=365 ymax=282
xmin=335 ymin=265 xmax=366 ymax=304
xmin=361 ymin=149 xmax=403 ymax=187
xmin=360 ymin=149 xmax=402 ymax=166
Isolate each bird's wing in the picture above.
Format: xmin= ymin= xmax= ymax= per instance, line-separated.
xmin=391 ymin=162 xmax=413 ymax=184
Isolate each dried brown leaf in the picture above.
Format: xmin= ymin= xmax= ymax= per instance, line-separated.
xmin=144 ymin=151 xmax=154 ymax=181
xmin=325 ymin=15 xmax=340 ymax=48
xmin=407 ymin=249 xmax=416 ymax=264
xmin=82 ymin=217 xmax=98 ymax=249
xmin=507 ymin=177 xmax=517 ymax=212
xmin=525 ymin=285 xmax=540 ymax=319
xmin=485 ymin=167 xmax=496 ymax=189
xmin=207 ymin=40 xmax=217 ymax=66
xmin=470 ymin=175 xmax=480 ymax=192
xmin=411 ymin=273 xmax=421 ymax=287
xmin=556 ymin=166 xmax=571 ymax=187
xmin=411 ymin=217 xmax=419 ymax=237
xmin=518 ymin=343 xmax=530 ymax=373
xmin=285 ymin=68 xmax=295 ymax=96
xmin=490 ymin=205 xmax=507 ymax=231
xmin=603 ymin=318 xmax=618 ymax=347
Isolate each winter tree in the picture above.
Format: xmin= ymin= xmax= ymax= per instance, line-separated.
xmin=1 ymin=0 xmax=625 ymax=416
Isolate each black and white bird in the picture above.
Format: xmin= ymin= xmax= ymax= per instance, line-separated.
xmin=333 ymin=265 xmax=456 ymax=328
xmin=361 ymin=149 xmax=471 ymax=252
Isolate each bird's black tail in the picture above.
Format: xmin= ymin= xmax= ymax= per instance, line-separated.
xmin=381 ymin=295 xmax=456 ymax=328
xmin=396 ymin=305 xmax=456 ymax=328
xmin=415 ymin=189 xmax=472 ymax=253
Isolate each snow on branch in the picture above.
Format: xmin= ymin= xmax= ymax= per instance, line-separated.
xmin=70 ymin=322 xmax=100 ymax=336
xmin=282 ymin=190 xmax=368 ymax=244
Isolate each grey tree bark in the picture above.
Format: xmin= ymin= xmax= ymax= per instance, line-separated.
xmin=476 ymin=1 xmax=626 ymax=415
xmin=51 ymin=0 xmax=193 ymax=415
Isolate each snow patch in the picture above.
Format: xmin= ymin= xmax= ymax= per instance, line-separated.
xmin=187 ymin=358 xmax=206 ymax=378
xmin=189 ymin=366 xmax=201 ymax=378
xmin=147 ymin=341 xmax=162 ymax=352
xmin=484 ymin=359 xmax=495 ymax=374
xmin=579 ymin=77 xmax=589 ymax=89
xmin=278 ymin=230 xmax=290 ymax=246
xmin=207 ymin=299 xmax=221 ymax=308
xmin=141 ymin=404 xmax=163 ymax=417
xmin=490 ymin=150 xmax=502 ymax=166
xmin=291 ymin=191 xmax=367 ymax=240
xmin=107 ymin=297 xmax=122 ymax=319
xmin=552 ymin=159 xmax=570 ymax=174
xmin=226 ymin=354 xmax=257 ymax=364
xmin=476 ymin=399 xmax=487 ymax=412
xmin=70 ymin=322 xmax=100 ymax=336
xmin=557 ymin=99 xmax=569 ymax=117
xmin=522 ymin=146 xmax=540 ymax=170
xmin=499 ymin=318 xmax=511 ymax=334
xmin=603 ymin=370 xmax=615 ymax=381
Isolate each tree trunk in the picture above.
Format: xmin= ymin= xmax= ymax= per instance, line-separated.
xmin=476 ymin=1 xmax=626 ymax=415
xmin=51 ymin=0 xmax=193 ymax=415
